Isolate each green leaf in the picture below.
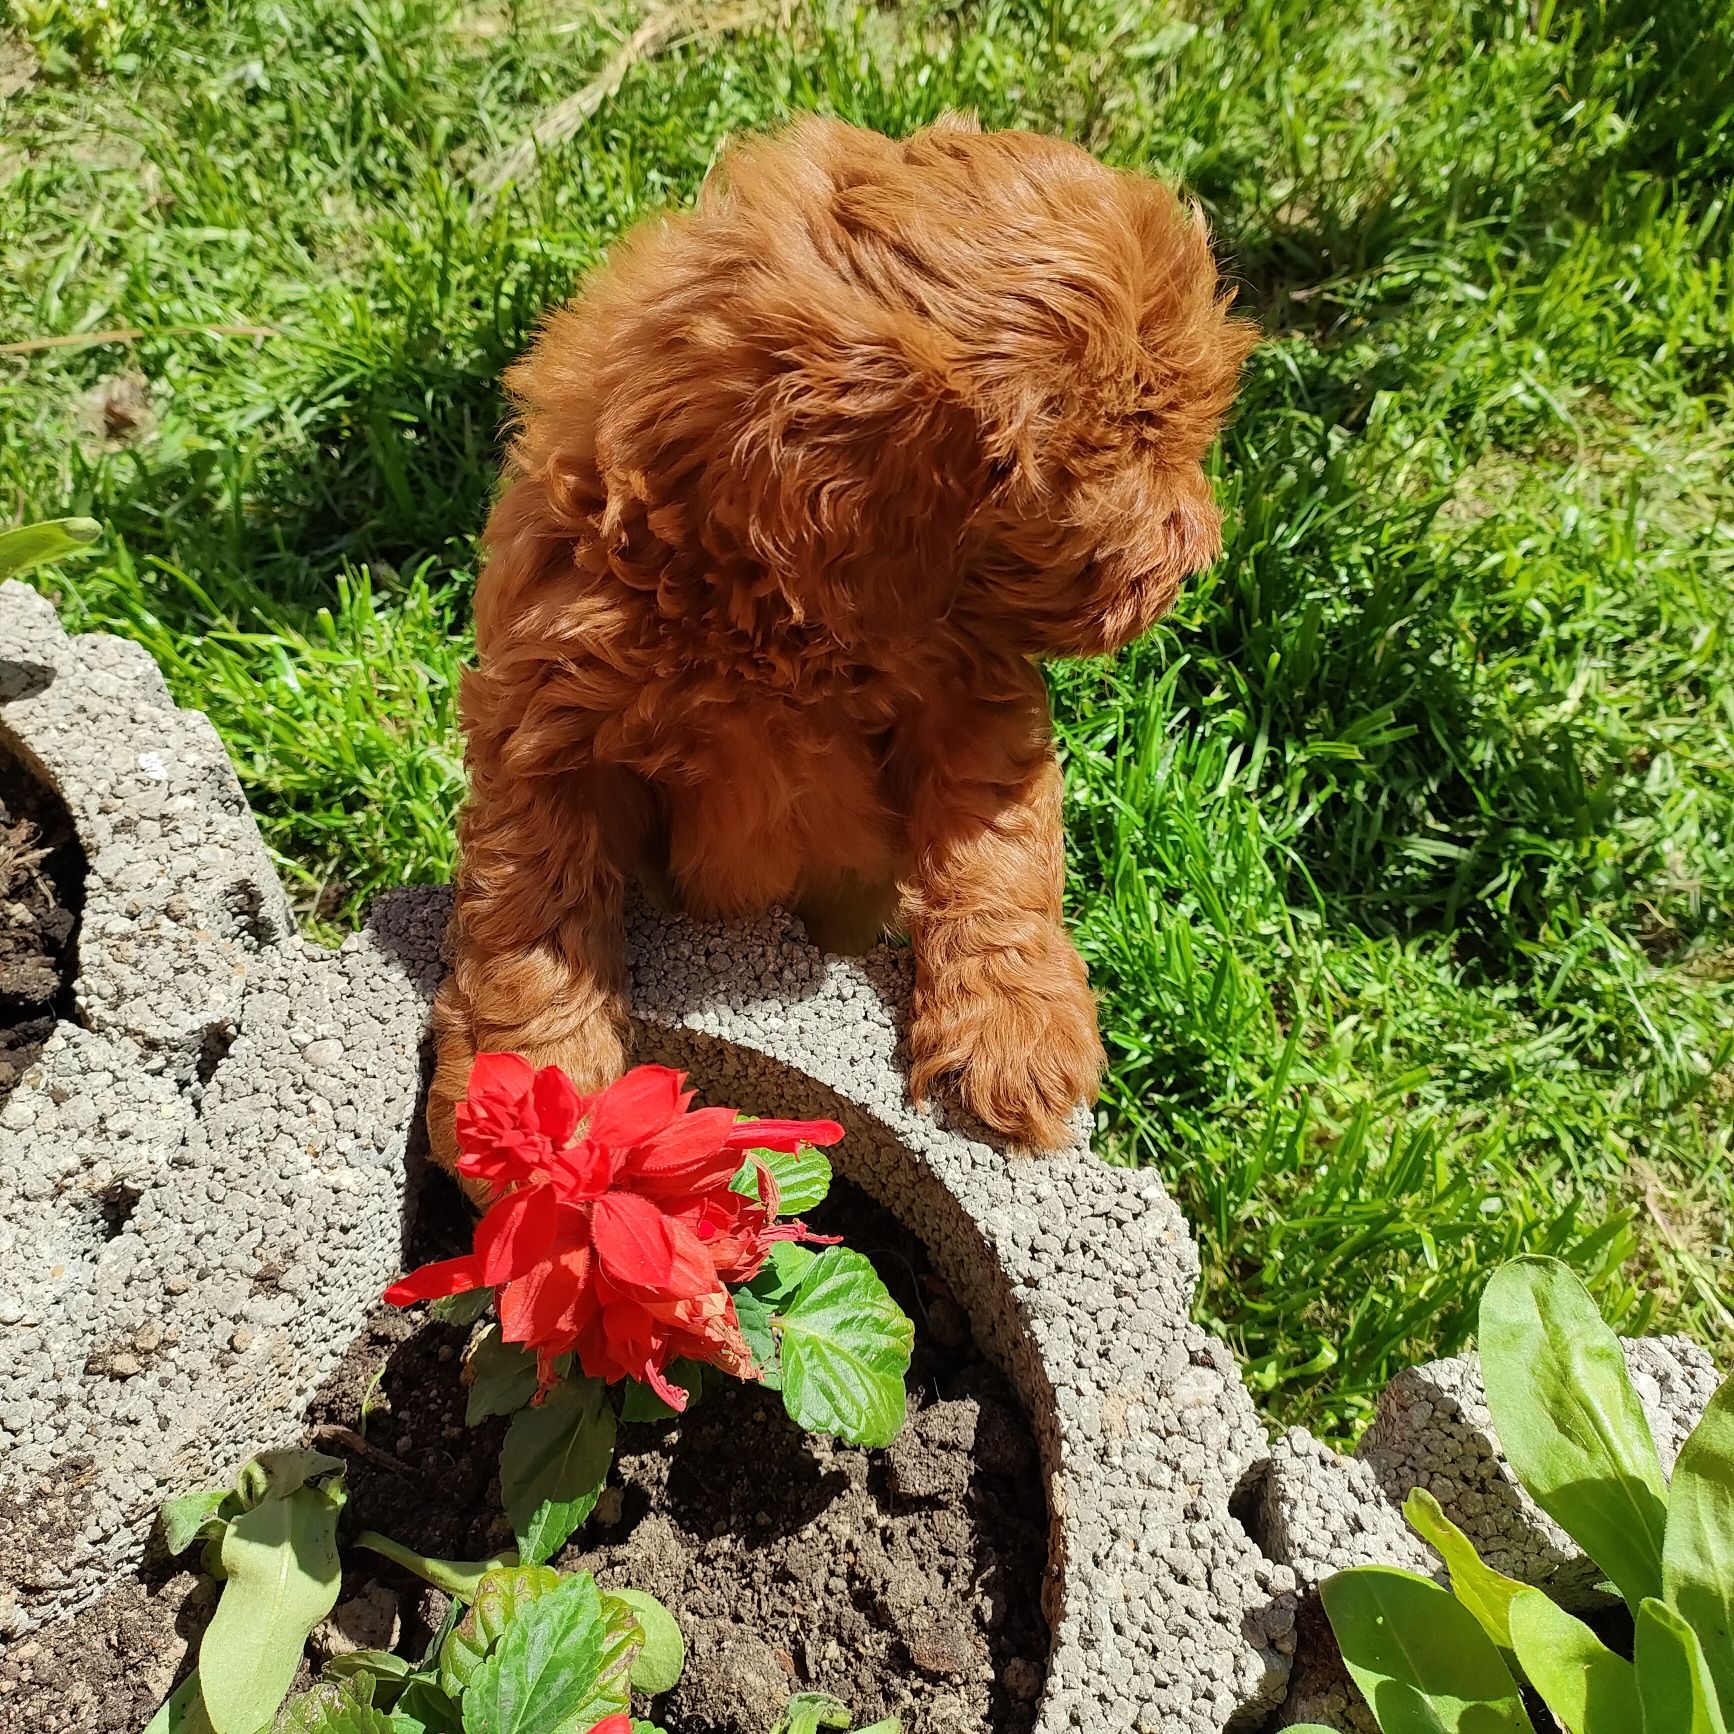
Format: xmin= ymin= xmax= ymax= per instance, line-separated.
xmin=158 ymin=1488 xmax=239 ymax=1556
xmin=1635 ymin=1598 xmax=1728 ymax=1734
xmin=392 ymin=1679 xmax=463 ymax=1734
xmin=356 ymin=1531 xmax=519 ymax=1600
xmin=276 ymin=1681 xmax=398 ymax=1734
xmin=777 ymin=1249 xmax=913 ymax=1448
xmin=198 ymin=1483 xmax=345 ymax=1734
xmin=595 ymin=1593 xmax=643 ymax=1712
xmin=1319 ymin=1566 xmax=1534 ymax=1733
xmin=772 ymin=1695 xmax=855 ymax=1734
xmin=1403 ymin=1488 xmax=1529 ymax=1664
xmin=732 ymin=1290 xmax=780 ymax=1391
xmin=731 ymin=1143 xmax=833 ymax=1215
xmin=607 ymin=1589 xmax=685 ymax=1694
xmin=1508 ymin=1588 xmax=1640 ymax=1734
xmin=431 ymin=1290 xmax=493 ymax=1326
xmin=1663 ymin=1376 xmax=1734 ymax=1721
xmin=1479 ymin=1257 xmax=1668 ymax=1611
xmin=853 ymin=1723 xmax=900 ymax=1734
xmin=144 ymin=1671 xmax=214 ymax=1734
xmin=0 ymin=517 xmax=100 ymax=581
xmin=619 ymin=1362 xmax=704 ymax=1423
xmin=500 ymin=1377 xmax=617 ymax=1565
xmin=630 ymin=1723 xmax=669 ymax=1734
xmin=322 ymin=1651 xmax=416 ymax=1686
xmin=235 ymin=1448 xmax=348 ymax=1508
xmin=461 ymin=1570 xmax=625 ymax=1734
xmin=747 ymin=1244 xmax=817 ymax=1309
xmin=438 ymin=1567 xmax=562 ymax=1702
xmin=466 ymin=1329 xmax=540 ymax=1427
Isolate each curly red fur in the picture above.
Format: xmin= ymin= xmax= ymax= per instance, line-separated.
xmin=430 ymin=114 xmax=1255 ymax=1164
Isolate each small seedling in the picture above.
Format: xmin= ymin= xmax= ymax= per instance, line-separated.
xmin=387 ymin=1060 xmax=915 ymax=1565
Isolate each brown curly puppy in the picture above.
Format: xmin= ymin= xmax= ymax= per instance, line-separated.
xmin=430 ymin=114 xmax=1253 ymax=1166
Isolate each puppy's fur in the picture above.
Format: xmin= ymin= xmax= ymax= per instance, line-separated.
xmin=430 ymin=115 xmax=1253 ymax=1164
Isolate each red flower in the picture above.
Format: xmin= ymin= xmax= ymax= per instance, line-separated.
xmin=386 ymin=1058 xmax=842 ymax=1408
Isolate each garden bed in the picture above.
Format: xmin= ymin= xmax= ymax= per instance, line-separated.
xmin=2 ymin=585 xmax=1293 ymax=1731
xmin=307 ymin=1176 xmax=1049 ymax=1734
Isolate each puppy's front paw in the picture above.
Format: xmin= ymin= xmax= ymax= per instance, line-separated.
xmin=909 ymin=938 xmax=1104 ymax=1150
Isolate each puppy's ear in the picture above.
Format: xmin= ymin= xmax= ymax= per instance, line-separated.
xmin=721 ymin=309 xmax=985 ymax=643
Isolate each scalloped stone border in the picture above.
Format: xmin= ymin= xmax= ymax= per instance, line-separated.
xmin=0 ymin=581 xmax=438 ymax=1637
xmin=1 ymin=583 xmax=1299 ymax=1729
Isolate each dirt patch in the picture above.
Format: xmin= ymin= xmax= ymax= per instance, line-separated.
xmin=0 ymin=1563 xmax=216 ymax=1732
xmin=9 ymin=1167 xmax=1050 ymax=1733
xmin=306 ymin=1174 xmax=1051 ymax=1734
xmin=0 ymin=749 xmax=82 ymax=1102
xmin=75 ymin=371 xmax=155 ymax=451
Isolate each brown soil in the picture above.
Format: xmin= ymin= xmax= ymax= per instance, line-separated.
xmin=305 ymin=1173 xmax=1051 ymax=1734
xmin=0 ymin=750 xmax=82 ymax=1102
xmin=0 ymin=1564 xmax=217 ymax=1733
xmin=8 ymin=1163 xmax=1050 ymax=1733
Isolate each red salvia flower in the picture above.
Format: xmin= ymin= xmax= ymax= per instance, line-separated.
xmin=385 ymin=1057 xmax=842 ymax=1409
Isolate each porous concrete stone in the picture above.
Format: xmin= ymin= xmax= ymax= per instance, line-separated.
xmin=0 ymin=583 xmax=440 ymax=1636
xmin=1261 ymin=1427 xmax=1435 ymax=1600
xmin=1357 ymin=1334 xmax=1718 ymax=1607
xmin=1264 ymin=1338 xmax=1721 ymax=1729
xmin=1260 ymin=1430 xmax=1427 ymax=1733
xmin=620 ymin=899 xmax=1299 ymax=1732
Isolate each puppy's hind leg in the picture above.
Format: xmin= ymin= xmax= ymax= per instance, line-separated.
xmin=793 ymin=870 xmax=900 ymax=957
xmin=429 ymin=762 xmax=645 ymax=1176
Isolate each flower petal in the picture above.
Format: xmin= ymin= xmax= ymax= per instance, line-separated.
xmin=383 ymin=1254 xmax=484 ymax=1306
xmin=474 ymin=1185 xmax=559 ymax=1286
xmin=589 ymin=1191 xmax=681 ymax=1289
xmin=468 ymin=1051 xmax=537 ymax=1102
xmin=637 ymin=1355 xmax=691 ymax=1413
xmin=532 ymin=1064 xmax=587 ymax=1148
xmin=546 ymin=1136 xmax=617 ymax=1202
xmin=721 ymin=1117 xmax=845 ymax=1153
xmin=499 ymin=1251 xmax=586 ymax=1352
xmin=584 ymin=1064 xmax=690 ymax=1146
xmin=626 ymin=1105 xmax=741 ymax=1195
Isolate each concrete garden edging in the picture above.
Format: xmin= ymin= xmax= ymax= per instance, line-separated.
xmin=0 ymin=580 xmax=440 ymax=1643
xmin=0 ymin=585 xmax=1297 ymax=1729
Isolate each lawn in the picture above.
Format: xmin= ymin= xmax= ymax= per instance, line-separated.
xmin=2 ymin=0 xmax=1729 ymax=1441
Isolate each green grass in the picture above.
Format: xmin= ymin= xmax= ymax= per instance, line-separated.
xmin=3 ymin=0 xmax=1730 ymax=1440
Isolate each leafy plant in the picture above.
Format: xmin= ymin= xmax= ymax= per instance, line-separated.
xmin=316 ymin=1559 xmax=675 ymax=1734
xmin=1315 ymin=1256 xmax=1734 ymax=1733
xmin=388 ymin=1060 xmax=914 ymax=1563
xmin=149 ymin=1449 xmax=349 ymax=1734
xmin=0 ymin=516 xmax=100 ymax=582
xmin=768 ymin=1694 xmax=900 ymax=1734
xmin=152 ymin=1500 xmax=681 ymax=1734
